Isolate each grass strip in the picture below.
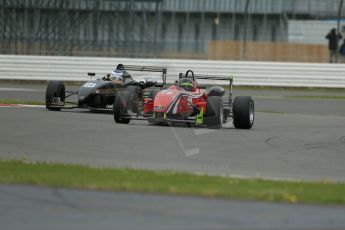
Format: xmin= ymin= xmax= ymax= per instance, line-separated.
xmin=1 ymin=160 xmax=345 ymax=205
xmin=0 ymin=99 xmax=44 ymax=105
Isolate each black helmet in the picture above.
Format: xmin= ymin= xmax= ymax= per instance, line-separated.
xmin=111 ymin=64 xmax=132 ymax=81
xmin=116 ymin=64 xmax=125 ymax=71
xmin=179 ymin=78 xmax=194 ymax=91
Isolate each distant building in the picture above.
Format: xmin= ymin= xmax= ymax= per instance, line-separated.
xmin=0 ymin=0 xmax=343 ymax=58
xmin=288 ymin=20 xmax=345 ymax=45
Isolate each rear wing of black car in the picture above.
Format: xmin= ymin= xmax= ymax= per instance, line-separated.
xmin=122 ymin=65 xmax=167 ymax=88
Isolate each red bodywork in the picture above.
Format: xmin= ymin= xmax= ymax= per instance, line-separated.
xmin=144 ymin=84 xmax=207 ymax=117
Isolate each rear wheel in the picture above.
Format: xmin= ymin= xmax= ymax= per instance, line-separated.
xmin=113 ymin=91 xmax=131 ymax=124
xmin=45 ymin=81 xmax=65 ymax=111
xmin=205 ymin=96 xmax=223 ymax=129
xmin=233 ymin=96 xmax=254 ymax=129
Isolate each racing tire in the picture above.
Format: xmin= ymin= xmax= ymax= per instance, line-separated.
xmin=126 ymin=86 xmax=142 ymax=113
xmin=205 ymin=96 xmax=223 ymax=129
xmin=45 ymin=81 xmax=65 ymax=111
xmin=113 ymin=91 xmax=131 ymax=124
xmin=233 ymin=96 xmax=255 ymax=129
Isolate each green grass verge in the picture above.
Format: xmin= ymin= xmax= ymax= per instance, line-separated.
xmin=1 ymin=160 xmax=345 ymax=205
xmin=0 ymin=99 xmax=44 ymax=105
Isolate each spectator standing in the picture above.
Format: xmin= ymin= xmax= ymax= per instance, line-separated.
xmin=325 ymin=28 xmax=342 ymax=63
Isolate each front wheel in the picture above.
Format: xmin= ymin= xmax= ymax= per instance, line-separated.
xmin=45 ymin=81 xmax=65 ymax=111
xmin=113 ymin=91 xmax=131 ymax=124
xmin=233 ymin=96 xmax=255 ymax=129
xmin=126 ymin=85 xmax=142 ymax=113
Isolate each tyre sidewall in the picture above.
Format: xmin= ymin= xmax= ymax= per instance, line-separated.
xmin=45 ymin=81 xmax=65 ymax=111
xmin=114 ymin=91 xmax=131 ymax=123
xmin=126 ymin=85 xmax=142 ymax=113
xmin=233 ymin=96 xmax=254 ymax=129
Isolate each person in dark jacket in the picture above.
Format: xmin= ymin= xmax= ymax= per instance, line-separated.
xmin=325 ymin=28 xmax=342 ymax=63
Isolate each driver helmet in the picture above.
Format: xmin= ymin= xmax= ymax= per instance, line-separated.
xmin=178 ymin=78 xmax=194 ymax=91
xmin=111 ymin=69 xmax=123 ymax=81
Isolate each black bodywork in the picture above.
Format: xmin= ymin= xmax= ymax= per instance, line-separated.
xmin=45 ymin=64 xmax=167 ymax=111
xmin=77 ymin=78 xmax=122 ymax=108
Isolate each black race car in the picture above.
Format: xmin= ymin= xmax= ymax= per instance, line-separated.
xmin=45 ymin=64 xmax=167 ymax=111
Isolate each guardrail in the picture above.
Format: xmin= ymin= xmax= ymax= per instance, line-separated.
xmin=1 ymin=55 xmax=345 ymax=88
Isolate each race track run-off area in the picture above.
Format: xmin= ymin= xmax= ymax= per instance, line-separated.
xmin=1 ymin=104 xmax=345 ymax=182
xmin=1 ymin=85 xmax=345 ymax=230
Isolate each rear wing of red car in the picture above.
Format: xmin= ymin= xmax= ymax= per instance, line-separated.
xmin=194 ymin=73 xmax=234 ymax=105
xmin=182 ymin=70 xmax=233 ymax=86
xmin=122 ymin=65 xmax=167 ymax=88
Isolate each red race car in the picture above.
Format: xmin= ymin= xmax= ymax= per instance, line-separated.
xmin=113 ymin=70 xmax=254 ymax=129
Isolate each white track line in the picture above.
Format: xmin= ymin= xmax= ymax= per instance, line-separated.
xmin=0 ymin=104 xmax=44 ymax=108
xmin=0 ymin=87 xmax=43 ymax=92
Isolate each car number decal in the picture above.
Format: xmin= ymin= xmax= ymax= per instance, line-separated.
xmin=83 ymin=83 xmax=96 ymax=88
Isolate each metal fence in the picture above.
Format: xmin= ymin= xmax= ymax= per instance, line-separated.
xmin=1 ymin=0 xmax=344 ymax=62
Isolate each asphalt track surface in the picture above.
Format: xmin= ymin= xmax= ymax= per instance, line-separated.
xmin=1 ymin=83 xmax=345 ymax=181
xmin=2 ymin=184 xmax=345 ymax=230
xmin=1 ymin=83 xmax=345 ymax=229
